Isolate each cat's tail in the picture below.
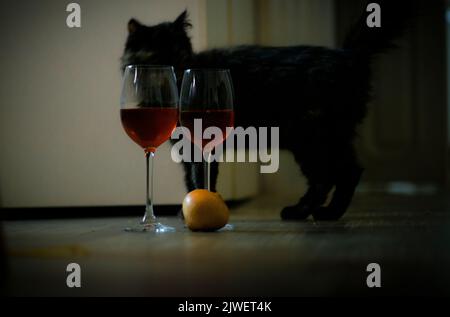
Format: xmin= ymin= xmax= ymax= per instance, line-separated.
xmin=342 ymin=0 xmax=411 ymax=58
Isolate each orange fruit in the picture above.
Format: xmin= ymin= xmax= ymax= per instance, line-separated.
xmin=182 ymin=189 xmax=229 ymax=231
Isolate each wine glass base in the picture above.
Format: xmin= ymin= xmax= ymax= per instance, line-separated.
xmin=182 ymin=223 xmax=235 ymax=231
xmin=125 ymin=222 xmax=176 ymax=233
xmin=218 ymin=223 xmax=234 ymax=231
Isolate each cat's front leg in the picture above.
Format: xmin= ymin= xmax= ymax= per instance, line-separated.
xmin=182 ymin=160 xmax=220 ymax=192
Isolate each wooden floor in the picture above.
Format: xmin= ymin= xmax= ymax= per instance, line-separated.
xmin=2 ymin=193 xmax=450 ymax=296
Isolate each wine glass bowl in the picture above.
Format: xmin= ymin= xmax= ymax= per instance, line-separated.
xmin=121 ymin=107 xmax=178 ymax=153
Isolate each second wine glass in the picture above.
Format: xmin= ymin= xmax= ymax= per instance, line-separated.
xmin=179 ymin=69 xmax=235 ymax=191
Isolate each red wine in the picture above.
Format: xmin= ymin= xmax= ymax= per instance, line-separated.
xmin=179 ymin=109 xmax=234 ymax=148
xmin=121 ymin=107 xmax=178 ymax=153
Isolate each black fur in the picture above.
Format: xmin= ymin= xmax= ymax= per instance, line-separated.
xmin=121 ymin=1 xmax=407 ymax=220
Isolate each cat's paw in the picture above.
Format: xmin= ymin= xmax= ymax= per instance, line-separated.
xmin=312 ymin=206 xmax=345 ymax=221
xmin=280 ymin=204 xmax=312 ymax=220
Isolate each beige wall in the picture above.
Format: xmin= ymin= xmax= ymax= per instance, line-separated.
xmin=206 ymin=0 xmax=335 ymax=47
xmin=256 ymin=0 xmax=335 ymax=47
xmin=0 ymin=0 xmax=211 ymax=207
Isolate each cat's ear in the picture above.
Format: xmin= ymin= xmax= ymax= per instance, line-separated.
xmin=128 ymin=18 xmax=142 ymax=34
xmin=173 ymin=10 xmax=192 ymax=30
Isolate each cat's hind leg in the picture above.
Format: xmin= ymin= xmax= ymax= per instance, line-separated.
xmin=312 ymin=144 xmax=363 ymax=221
xmin=280 ymin=147 xmax=334 ymax=220
xmin=280 ymin=183 xmax=333 ymax=220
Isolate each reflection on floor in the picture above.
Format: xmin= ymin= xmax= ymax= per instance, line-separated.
xmin=3 ymin=193 xmax=450 ymax=296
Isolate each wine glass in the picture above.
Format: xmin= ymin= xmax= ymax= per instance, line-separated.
xmin=179 ymin=69 xmax=234 ymax=191
xmin=120 ymin=65 xmax=179 ymax=233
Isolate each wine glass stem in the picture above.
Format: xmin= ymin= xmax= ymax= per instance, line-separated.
xmin=204 ymin=151 xmax=212 ymax=191
xmin=143 ymin=151 xmax=156 ymax=224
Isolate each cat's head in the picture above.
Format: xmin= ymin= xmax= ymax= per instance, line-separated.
xmin=121 ymin=10 xmax=193 ymax=70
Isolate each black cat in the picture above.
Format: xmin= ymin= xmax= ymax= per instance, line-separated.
xmin=121 ymin=1 xmax=407 ymax=220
